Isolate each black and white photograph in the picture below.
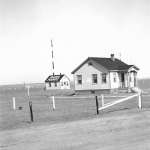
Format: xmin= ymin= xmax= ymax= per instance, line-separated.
xmin=0 ymin=0 xmax=150 ymax=149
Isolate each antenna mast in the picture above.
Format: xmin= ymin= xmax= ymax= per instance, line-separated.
xmin=119 ymin=52 xmax=122 ymax=60
xmin=51 ymin=39 xmax=55 ymax=76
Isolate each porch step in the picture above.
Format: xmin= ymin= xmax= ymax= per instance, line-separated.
xmin=111 ymin=88 xmax=131 ymax=94
xmin=117 ymin=87 xmax=142 ymax=93
xmin=130 ymin=87 xmax=142 ymax=93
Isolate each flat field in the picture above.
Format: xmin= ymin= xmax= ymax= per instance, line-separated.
xmin=0 ymin=86 xmax=150 ymax=150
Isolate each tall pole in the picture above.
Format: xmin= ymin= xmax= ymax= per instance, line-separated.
xmin=51 ymin=40 xmax=55 ymax=76
xmin=119 ymin=52 xmax=122 ymax=60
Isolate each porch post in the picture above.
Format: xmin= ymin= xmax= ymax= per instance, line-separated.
xmin=134 ymin=72 xmax=137 ymax=87
xmin=125 ymin=72 xmax=128 ymax=88
xmin=127 ymin=72 xmax=130 ymax=91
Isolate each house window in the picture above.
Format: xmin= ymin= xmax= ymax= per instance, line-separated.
xmin=77 ymin=75 xmax=82 ymax=84
xmin=102 ymin=73 xmax=107 ymax=83
xmin=88 ymin=62 xmax=92 ymax=66
xmin=61 ymin=82 xmax=63 ymax=86
xmin=113 ymin=73 xmax=117 ymax=82
xmin=55 ymin=82 xmax=57 ymax=87
xmin=63 ymin=81 xmax=68 ymax=85
xmin=49 ymin=82 xmax=51 ymax=87
xmin=66 ymin=81 xmax=68 ymax=86
xmin=92 ymin=74 xmax=97 ymax=84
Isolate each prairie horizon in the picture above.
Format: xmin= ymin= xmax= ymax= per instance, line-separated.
xmin=0 ymin=77 xmax=150 ymax=89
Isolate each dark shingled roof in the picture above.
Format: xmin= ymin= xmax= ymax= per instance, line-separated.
xmin=90 ymin=57 xmax=130 ymax=70
xmin=45 ymin=74 xmax=64 ymax=83
xmin=71 ymin=57 xmax=139 ymax=74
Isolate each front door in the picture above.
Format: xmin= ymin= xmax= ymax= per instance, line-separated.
xmin=120 ymin=73 xmax=125 ymax=88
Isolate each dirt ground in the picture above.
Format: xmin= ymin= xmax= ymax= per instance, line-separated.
xmin=1 ymin=108 xmax=150 ymax=150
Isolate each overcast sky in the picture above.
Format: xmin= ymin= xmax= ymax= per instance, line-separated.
xmin=0 ymin=0 xmax=150 ymax=84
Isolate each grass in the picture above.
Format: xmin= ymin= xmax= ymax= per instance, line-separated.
xmin=0 ymin=90 xmax=98 ymax=130
xmin=0 ymin=86 xmax=149 ymax=131
xmin=0 ymin=86 xmax=150 ymax=150
xmin=1 ymin=105 xmax=150 ymax=150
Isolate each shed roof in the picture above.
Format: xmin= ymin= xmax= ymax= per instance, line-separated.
xmin=45 ymin=74 xmax=64 ymax=83
xmin=71 ymin=57 xmax=139 ymax=74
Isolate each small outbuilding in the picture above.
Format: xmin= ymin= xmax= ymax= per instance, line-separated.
xmin=71 ymin=54 xmax=139 ymax=94
xmin=45 ymin=74 xmax=70 ymax=90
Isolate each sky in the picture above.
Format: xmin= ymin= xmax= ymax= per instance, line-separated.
xmin=0 ymin=0 xmax=150 ymax=84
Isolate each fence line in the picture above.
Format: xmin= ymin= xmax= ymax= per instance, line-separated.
xmin=54 ymin=95 xmax=127 ymax=99
xmin=98 ymin=93 xmax=141 ymax=111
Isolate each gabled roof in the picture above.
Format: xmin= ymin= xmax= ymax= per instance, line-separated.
xmin=71 ymin=57 xmax=139 ymax=74
xmin=127 ymin=65 xmax=139 ymax=70
xmin=45 ymin=74 xmax=64 ymax=83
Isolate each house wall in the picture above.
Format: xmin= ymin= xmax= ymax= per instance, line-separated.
xmin=109 ymin=72 xmax=120 ymax=89
xmin=60 ymin=76 xmax=70 ymax=89
xmin=45 ymin=75 xmax=70 ymax=90
xmin=73 ymin=61 xmax=139 ymax=91
xmin=74 ymin=63 xmax=110 ymax=91
xmin=45 ymin=82 xmax=61 ymax=90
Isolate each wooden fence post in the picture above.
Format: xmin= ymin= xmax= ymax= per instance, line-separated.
xmin=101 ymin=94 xmax=104 ymax=107
xmin=52 ymin=96 xmax=56 ymax=110
xmin=12 ymin=97 xmax=16 ymax=110
xmin=95 ymin=96 xmax=99 ymax=115
xmin=27 ymin=86 xmax=30 ymax=98
xmin=29 ymin=101 xmax=34 ymax=122
xmin=138 ymin=91 xmax=142 ymax=110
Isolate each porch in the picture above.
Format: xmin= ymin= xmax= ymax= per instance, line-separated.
xmin=118 ymin=71 xmax=137 ymax=89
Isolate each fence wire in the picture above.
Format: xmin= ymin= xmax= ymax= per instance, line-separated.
xmin=0 ymin=89 xmax=150 ymax=131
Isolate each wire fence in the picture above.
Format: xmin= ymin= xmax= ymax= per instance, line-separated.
xmin=0 ymin=89 xmax=150 ymax=130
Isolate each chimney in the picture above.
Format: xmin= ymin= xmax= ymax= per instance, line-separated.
xmin=110 ymin=54 xmax=115 ymax=61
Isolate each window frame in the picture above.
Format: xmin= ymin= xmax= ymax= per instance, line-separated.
xmin=92 ymin=74 xmax=98 ymax=84
xmin=102 ymin=73 xmax=107 ymax=84
xmin=77 ymin=75 xmax=82 ymax=85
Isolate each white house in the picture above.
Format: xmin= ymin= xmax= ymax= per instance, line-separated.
xmin=71 ymin=54 xmax=139 ymax=94
xmin=45 ymin=74 xmax=71 ymax=90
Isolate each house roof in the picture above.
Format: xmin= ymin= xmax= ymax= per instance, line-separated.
xmin=71 ymin=57 xmax=139 ymax=74
xmin=45 ymin=74 xmax=64 ymax=83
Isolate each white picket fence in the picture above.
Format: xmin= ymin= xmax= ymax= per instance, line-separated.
xmin=98 ymin=92 xmax=142 ymax=111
